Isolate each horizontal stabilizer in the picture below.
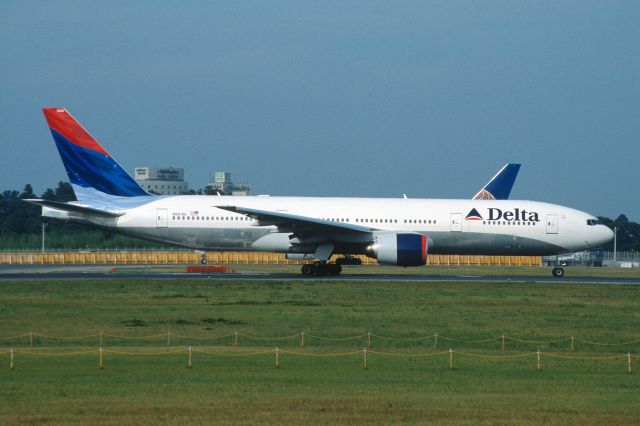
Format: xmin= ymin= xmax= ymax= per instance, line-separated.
xmin=24 ymin=199 xmax=124 ymax=218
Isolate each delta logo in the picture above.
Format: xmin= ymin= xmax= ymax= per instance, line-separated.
xmin=465 ymin=208 xmax=483 ymax=220
xmin=466 ymin=207 xmax=541 ymax=222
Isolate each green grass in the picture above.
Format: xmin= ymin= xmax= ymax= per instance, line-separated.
xmin=229 ymin=264 xmax=640 ymax=278
xmin=114 ymin=264 xmax=640 ymax=278
xmin=0 ymin=278 xmax=639 ymax=424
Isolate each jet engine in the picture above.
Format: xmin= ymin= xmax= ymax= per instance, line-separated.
xmin=366 ymin=233 xmax=427 ymax=266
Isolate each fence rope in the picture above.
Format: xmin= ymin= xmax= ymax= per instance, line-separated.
xmin=453 ymin=350 xmax=535 ymax=359
xmin=370 ymin=333 xmax=433 ymax=341
xmin=304 ymin=333 xmax=368 ymax=341
xmin=438 ymin=335 xmax=502 ymax=344
xmin=368 ymin=350 xmax=451 ymax=357
xmin=16 ymin=349 xmax=97 ymax=356
xmin=573 ymin=338 xmax=640 ymax=346
xmin=238 ymin=333 xmax=301 ymax=341
xmin=32 ymin=333 xmax=100 ymax=340
xmin=171 ymin=333 xmax=235 ymax=340
xmin=0 ymin=334 xmax=31 ymax=341
xmin=279 ymin=349 xmax=362 ymax=357
xmin=102 ymin=333 xmax=168 ymax=339
xmin=192 ymin=348 xmax=273 ymax=356
xmin=105 ymin=349 xmax=186 ymax=356
xmin=505 ymin=336 xmax=571 ymax=345
xmin=543 ymin=353 xmax=629 ymax=360
xmin=1 ymin=332 xmax=638 ymax=347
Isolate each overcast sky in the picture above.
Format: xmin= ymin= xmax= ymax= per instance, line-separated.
xmin=1 ymin=1 xmax=638 ymax=220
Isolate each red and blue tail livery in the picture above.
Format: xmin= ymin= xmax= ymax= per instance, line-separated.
xmin=43 ymin=108 xmax=148 ymax=198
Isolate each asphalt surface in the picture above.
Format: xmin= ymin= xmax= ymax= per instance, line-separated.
xmin=1 ymin=264 xmax=639 ymax=284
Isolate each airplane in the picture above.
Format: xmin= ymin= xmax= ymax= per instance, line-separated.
xmin=26 ymin=108 xmax=614 ymax=277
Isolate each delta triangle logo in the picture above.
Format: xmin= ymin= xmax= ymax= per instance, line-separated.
xmin=465 ymin=208 xmax=483 ymax=221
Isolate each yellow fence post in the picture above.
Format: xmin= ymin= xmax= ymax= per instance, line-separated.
xmin=275 ymin=347 xmax=280 ymax=369
xmin=99 ymin=347 xmax=104 ymax=369
xmin=501 ymin=335 xmax=505 ymax=352
xmin=10 ymin=348 xmax=15 ymax=370
xmin=434 ymin=333 xmax=438 ymax=350
xmin=449 ymin=348 xmax=453 ymax=369
xmin=301 ymin=332 xmax=304 ymax=349
xmin=628 ymin=353 xmax=632 ymax=374
xmin=234 ymin=331 xmax=238 ymax=347
xmin=536 ymin=350 xmax=541 ymax=372
xmin=188 ymin=345 xmax=193 ymax=369
xmin=367 ymin=332 xmax=371 ymax=348
xmin=363 ymin=347 xmax=368 ymax=369
xmin=571 ymin=336 xmax=575 ymax=352
xmin=100 ymin=330 xmax=103 ymax=347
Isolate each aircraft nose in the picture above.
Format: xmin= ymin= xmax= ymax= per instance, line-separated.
xmin=596 ymin=225 xmax=615 ymax=245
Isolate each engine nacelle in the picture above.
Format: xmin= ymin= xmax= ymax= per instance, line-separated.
xmin=367 ymin=233 xmax=427 ymax=266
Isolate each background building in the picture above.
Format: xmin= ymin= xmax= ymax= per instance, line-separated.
xmin=134 ymin=167 xmax=189 ymax=195
xmin=207 ymin=171 xmax=251 ymax=196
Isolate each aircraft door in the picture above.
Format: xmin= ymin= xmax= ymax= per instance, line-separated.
xmin=156 ymin=208 xmax=168 ymax=228
xmin=546 ymin=214 xmax=558 ymax=234
xmin=450 ymin=213 xmax=462 ymax=232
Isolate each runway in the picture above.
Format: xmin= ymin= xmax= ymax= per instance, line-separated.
xmin=1 ymin=264 xmax=639 ymax=285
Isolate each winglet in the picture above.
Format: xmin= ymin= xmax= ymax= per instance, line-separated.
xmin=473 ymin=164 xmax=521 ymax=200
xmin=43 ymin=108 xmax=149 ymax=199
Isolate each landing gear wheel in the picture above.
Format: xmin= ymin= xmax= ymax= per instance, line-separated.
xmin=552 ymin=267 xmax=564 ymax=277
xmin=314 ymin=264 xmax=329 ymax=276
xmin=327 ymin=264 xmax=342 ymax=275
xmin=200 ymin=257 xmax=208 ymax=265
xmin=301 ymin=264 xmax=314 ymax=275
xmin=300 ymin=263 xmax=342 ymax=276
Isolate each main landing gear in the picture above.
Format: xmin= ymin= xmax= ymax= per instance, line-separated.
xmin=552 ymin=267 xmax=565 ymax=277
xmin=301 ymin=262 xmax=342 ymax=276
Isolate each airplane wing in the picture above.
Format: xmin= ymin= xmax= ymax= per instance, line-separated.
xmin=216 ymin=205 xmax=373 ymax=235
xmin=24 ymin=199 xmax=124 ymax=218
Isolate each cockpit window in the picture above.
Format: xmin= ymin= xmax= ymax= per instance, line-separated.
xmin=586 ymin=219 xmax=601 ymax=226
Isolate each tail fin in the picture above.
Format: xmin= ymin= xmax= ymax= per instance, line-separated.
xmin=472 ymin=163 xmax=521 ymax=200
xmin=43 ymin=108 xmax=148 ymax=200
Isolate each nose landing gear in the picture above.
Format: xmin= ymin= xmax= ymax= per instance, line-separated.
xmin=552 ymin=266 xmax=565 ymax=277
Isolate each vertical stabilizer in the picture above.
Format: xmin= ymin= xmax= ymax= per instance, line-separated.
xmin=43 ymin=108 xmax=149 ymax=200
xmin=473 ymin=163 xmax=521 ymax=200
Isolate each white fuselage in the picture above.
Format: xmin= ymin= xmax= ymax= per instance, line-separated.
xmin=48 ymin=196 xmax=613 ymax=257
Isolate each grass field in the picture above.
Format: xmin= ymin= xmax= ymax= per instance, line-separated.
xmin=1 ymin=275 xmax=639 ymax=424
xmin=114 ymin=264 xmax=640 ymax=278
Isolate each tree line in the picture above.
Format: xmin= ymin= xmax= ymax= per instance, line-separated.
xmin=0 ymin=183 xmax=169 ymax=250
xmin=1 ymin=183 xmax=638 ymax=252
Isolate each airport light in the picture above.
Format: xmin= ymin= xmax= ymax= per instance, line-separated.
xmin=41 ymin=222 xmax=48 ymax=253
xmin=613 ymin=226 xmax=617 ymax=263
